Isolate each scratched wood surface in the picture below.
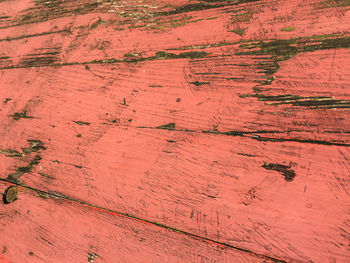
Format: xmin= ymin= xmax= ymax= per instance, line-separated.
xmin=0 ymin=181 xmax=273 ymax=263
xmin=0 ymin=0 xmax=350 ymax=262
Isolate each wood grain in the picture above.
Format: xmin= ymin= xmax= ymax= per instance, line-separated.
xmin=0 ymin=125 xmax=349 ymax=261
xmin=0 ymin=182 xmax=274 ymax=263
xmin=0 ymin=0 xmax=350 ymax=262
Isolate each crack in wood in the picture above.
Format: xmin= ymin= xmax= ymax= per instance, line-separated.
xmin=0 ymin=50 xmax=211 ymax=70
xmin=136 ymin=125 xmax=350 ymax=147
xmin=0 ymin=29 xmax=71 ymax=42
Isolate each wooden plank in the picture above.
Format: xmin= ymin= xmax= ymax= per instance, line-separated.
xmin=0 ymin=0 xmax=349 ymax=69
xmin=0 ymin=181 xmax=272 ymax=263
xmin=0 ymin=125 xmax=349 ymax=262
xmin=0 ymin=49 xmax=349 ymax=144
xmin=0 ymin=0 xmax=349 ymax=144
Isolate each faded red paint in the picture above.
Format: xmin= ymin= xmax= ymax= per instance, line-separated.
xmin=0 ymin=0 xmax=350 ymax=262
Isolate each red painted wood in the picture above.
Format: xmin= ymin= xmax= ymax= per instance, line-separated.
xmin=0 ymin=182 xmax=270 ymax=263
xmin=0 ymin=0 xmax=350 ymax=262
xmin=1 ymin=125 xmax=350 ymax=261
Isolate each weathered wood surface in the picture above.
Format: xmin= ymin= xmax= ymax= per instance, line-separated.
xmin=0 ymin=181 xmax=272 ymax=263
xmin=0 ymin=0 xmax=350 ymax=262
